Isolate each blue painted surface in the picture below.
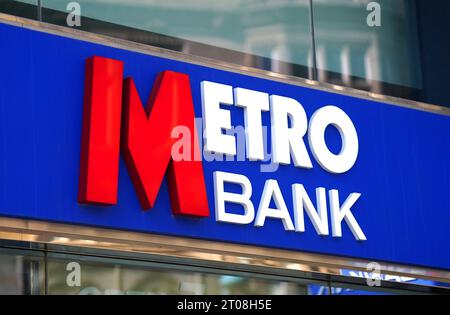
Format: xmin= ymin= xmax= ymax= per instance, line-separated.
xmin=0 ymin=22 xmax=449 ymax=270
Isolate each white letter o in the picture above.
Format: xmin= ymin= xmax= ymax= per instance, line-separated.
xmin=308 ymin=106 xmax=358 ymax=173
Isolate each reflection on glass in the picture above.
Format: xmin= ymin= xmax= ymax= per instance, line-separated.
xmin=312 ymin=0 xmax=422 ymax=92
xmin=12 ymin=0 xmax=36 ymax=4
xmin=47 ymin=255 xmax=313 ymax=295
xmin=41 ymin=0 xmax=313 ymax=76
xmin=0 ymin=251 xmax=43 ymax=295
xmin=0 ymin=0 xmax=435 ymax=104
xmin=7 ymin=0 xmax=425 ymax=96
xmin=308 ymin=284 xmax=394 ymax=295
xmin=0 ymin=0 xmax=39 ymax=20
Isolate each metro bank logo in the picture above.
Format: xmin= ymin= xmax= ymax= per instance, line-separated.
xmin=78 ymin=56 xmax=208 ymax=217
xmin=78 ymin=56 xmax=366 ymax=241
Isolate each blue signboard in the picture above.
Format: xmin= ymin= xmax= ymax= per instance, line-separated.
xmin=0 ymin=22 xmax=450 ymax=270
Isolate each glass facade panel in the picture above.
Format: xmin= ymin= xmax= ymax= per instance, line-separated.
xmin=46 ymin=253 xmax=312 ymax=295
xmin=2 ymin=0 xmax=450 ymax=106
xmin=0 ymin=0 xmax=39 ymax=20
xmin=312 ymin=0 xmax=422 ymax=93
xmin=0 ymin=249 xmax=44 ymax=295
xmin=16 ymin=0 xmax=36 ymax=4
xmin=0 ymin=242 xmax=448 ymax=295
xmin=41 ymin=0 xmax=313 ymax=77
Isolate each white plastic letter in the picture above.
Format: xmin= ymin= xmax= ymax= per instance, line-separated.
xmin=308 ymin=106 xmax=359 ymax=174
xmin=270 ymin=95 xmax=313 ymax=168
xmin=214 ymin=171 xmax=254 ymax=225
xmin=255 ymin=179 xmax=294 ymax=231
xmin=234 ymin=88 xmax=269 ymax=161
xmin=201 ymin=81 xmax=236 ymax=156
xmin=329 ymin=190 xmax=366 ymax=241
xmin=292 ymin=185 xmax=329 ymax=235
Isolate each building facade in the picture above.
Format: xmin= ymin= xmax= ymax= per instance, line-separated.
xmin=0 ymin=0 xmax=449 ymax=295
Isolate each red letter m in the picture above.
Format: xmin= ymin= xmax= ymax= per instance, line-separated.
xmin=78 ymin=56 xmax=209 ymax=217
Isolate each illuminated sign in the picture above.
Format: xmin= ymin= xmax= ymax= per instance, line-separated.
xmin=1 ymin=22 xmax=450 ymax=270
xmin=79 ymin=56 xmax=365 ymax=241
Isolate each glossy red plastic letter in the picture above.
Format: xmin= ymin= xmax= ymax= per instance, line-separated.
xmin=122 ymin=71 xmax=209 ymax=216
xmin=78 ymin=56 xmax=124 ymax=205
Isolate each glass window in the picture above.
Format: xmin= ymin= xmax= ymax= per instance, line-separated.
xmin=312 ymin=0 xmax=422 ymax=94
xmin=0 ymin=0 xmax=38 ymax=20
xmin=41 ymin=0 xmax=313 ymax=77
xmin=0 ymin=242 xmax=449 ymax=295
xmin=46 ymin=253 xmax=321 ymax=295
xmin=0 ymin=249 xmax=44 ymax=295
xmin=1 ymin=1 xmax=450 ymax=106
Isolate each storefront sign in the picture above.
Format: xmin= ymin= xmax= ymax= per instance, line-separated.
xmin=1 ymin=22 xmax=450 ymax=270
xmin=79 ymin=56 xmax=364 ymax=241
